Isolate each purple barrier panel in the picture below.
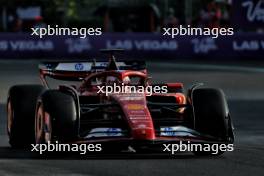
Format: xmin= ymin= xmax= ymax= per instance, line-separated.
xmin=0 ymin=32 xmax=264 ymax=59
xmin=232 ymin=0 xmax=264 ymax=28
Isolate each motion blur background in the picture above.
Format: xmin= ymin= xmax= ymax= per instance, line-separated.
xmin=0 ymin=0 xmax=235 ymax=32
xmin=0 ymin=0 xmax=263 ymax=59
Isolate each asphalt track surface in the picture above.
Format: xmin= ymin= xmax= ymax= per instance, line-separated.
xmin=0 ymin=60 xmax=264 ymax=176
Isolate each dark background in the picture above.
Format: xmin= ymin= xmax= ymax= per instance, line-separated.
xmin=0 ymin=0 xmax=263 ymax=59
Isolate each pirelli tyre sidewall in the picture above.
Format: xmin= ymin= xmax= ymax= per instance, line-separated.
xmin=7 ymin=85 xmax=46 ymax=148
xmin=192 ymin=88 xmax=233 ymax=155
xmin=36 ymin=90 xmax=78 ymax=143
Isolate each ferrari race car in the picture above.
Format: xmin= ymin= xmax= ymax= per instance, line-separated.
xmin=7 ymin=50 xmax=234 ymax=155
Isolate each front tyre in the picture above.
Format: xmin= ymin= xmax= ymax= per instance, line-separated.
xmin=35 ymin=90 xmax=78 ymax=144
xmin=7 ymin=85 xmax=45 ymax=148
xmin=191 ymin=88 xmax=234 ymax=156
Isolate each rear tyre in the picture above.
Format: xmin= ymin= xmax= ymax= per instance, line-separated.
xmin=191 ymin=88 xmax=234 ymax=156
xmin=7 ymin=85 xmax=45 ymax=148
xmin=35 ymin=90 xmax=78 ymax=144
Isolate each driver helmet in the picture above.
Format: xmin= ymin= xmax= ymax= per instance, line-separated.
xmin=106 ymin=76 xmax=118 ymax=85
xmin=123 ymin=76 xmax=131 ymax=85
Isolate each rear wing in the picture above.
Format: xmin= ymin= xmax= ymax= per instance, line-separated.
xmin=39 ymin=60 xmax=146 ymax=86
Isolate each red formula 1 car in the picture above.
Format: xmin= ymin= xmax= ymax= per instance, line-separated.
xmin=7 ymin=50 xmax=234 ymax=155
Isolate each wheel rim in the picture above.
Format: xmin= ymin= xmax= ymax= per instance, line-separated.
xmin=43 ymin=111 xmax=52 ymax=143
xmin=35 ymin=104 xmax=43 ymax=143
xmin=35 ymin=103 xmax=52 ymax=144
xmin=7 ymin=99 xmax=13 ymax=136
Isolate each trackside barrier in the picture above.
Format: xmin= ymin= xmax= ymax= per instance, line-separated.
xmin=0 ymin=33 xmax=263 ymax=59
